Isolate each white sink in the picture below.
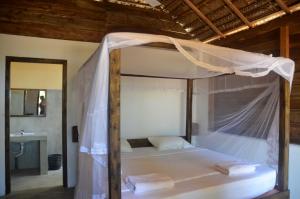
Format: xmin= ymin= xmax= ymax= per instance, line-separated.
xmin=10 ymin=133 xmax=47 ymax=143
xmin=10 ymin=132 xmax=35 ymax=137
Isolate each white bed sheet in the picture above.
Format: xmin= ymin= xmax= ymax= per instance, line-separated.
xmin=121 ymin=147 xmax=276 ymax=199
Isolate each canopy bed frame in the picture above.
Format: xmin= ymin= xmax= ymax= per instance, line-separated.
xmin=106 ymin=26 xmax=291 ymax=199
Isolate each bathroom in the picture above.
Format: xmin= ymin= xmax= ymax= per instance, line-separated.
xmin=8 ymin=59 xmax=65 ymax=192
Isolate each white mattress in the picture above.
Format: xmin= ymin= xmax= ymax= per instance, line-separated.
xmin=121 ymin=147 xmax=276 ymax=199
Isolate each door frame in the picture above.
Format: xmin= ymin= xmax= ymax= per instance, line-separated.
xmin=5 ymin=56 xmax=68 ymax=194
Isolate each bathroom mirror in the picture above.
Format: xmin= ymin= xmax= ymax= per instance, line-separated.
xmin=10 ymin=89 xmax=47 ymax=117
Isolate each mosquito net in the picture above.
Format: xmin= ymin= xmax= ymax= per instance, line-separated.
xmin=193 ymin=73 xmax=279 ymax=169
xmin=73 ymin=32 xmax=294 ymax=199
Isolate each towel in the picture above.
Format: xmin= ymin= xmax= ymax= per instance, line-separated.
xmin=215 ymin=161 xmax=257 ymax=176
xmin=125 ymin=173 xmax=174 ymax=194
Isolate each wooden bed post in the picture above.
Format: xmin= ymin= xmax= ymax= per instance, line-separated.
xmin=108 ymin=49 xmax=121 ymax=199
xmin=186 ymin=79 xmax=193 ymax=143
xmin=278 ymin=25 xmax=290 ymax=192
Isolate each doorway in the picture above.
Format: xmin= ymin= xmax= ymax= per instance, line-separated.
xmin=5 ymin=57 xmax=68 ymax=194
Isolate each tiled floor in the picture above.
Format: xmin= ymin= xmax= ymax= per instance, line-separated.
xmin=2 ymin=187 xmax=74 ymax=199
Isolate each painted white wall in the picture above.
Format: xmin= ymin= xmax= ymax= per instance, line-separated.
xmin=0 ymin=33 xmax=98 ymax=195
xmin=120 ymin=76 xmax=186 ymax=138
xmin=289 ymin=144 xmax=300 ymax=199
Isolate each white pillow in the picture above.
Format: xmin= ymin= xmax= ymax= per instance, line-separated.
xmin=121 ymin=139 xmax=133 ymax=152
xmin=148 ymin=136 xmax=194 ymax=151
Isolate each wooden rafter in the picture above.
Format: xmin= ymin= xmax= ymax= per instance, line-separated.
xmin=183 ymin=0 xmax=225 ymax=37
xmin=223 ymin=0 xmax=253 ymax=28
xmin=275 ymin=0 xmax=291 ymax=13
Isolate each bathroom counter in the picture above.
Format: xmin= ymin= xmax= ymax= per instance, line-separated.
xmin=10 ymin=134 xmax=47 ymax=143
xmin=10 ymin=134 xmax=48 ymax=175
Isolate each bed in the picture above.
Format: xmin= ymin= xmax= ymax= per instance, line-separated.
xmin=121 ymin=147 xmax=276 ymax=199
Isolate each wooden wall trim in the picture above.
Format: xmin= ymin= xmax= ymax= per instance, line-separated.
xmin=186 ymin=79 xmax=193 ymax=143
xmin=121 ymin=73 xmax=188 ymax=80
xmin=259 ymin=190 xmax=290 ymax=199
xmin=5 ymin=58 xmax=11 ymax=194
xmin=62 ymin=60 xmax=68 ymax=187
xmin=5 ymin=56 xmax=68 ymax=194
xmin=108 ymin=49 xmax=121 ymax=199
xmin=278 ymin=25 xmax=290 ymax=192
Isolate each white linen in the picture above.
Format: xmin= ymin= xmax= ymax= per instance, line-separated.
xmin=214 ymin=162 xmax=257 ymax=176
xmin=121 ymin=147 xmax=276 ymax=199
xmin=125 ymin=173 xmax=174 ymax=194
xmin=148 ymin=136 xmax=194 ymax=151
xmin=121 ymin=139 xmax=133 ymax=152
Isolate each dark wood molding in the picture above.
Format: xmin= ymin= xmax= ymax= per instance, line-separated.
xmin=258 ymin=190 xmax=290 ymax=199
xmin=5 ymin=56 xmax=68 ymax=194
xmin=5 ymin=57 xmax=11 ymax=194
xmin=121 ymin=73 xmax=189 ymax=80
xmin=108 ymin=49 xmax=121 ymax=199
xmin=186 ymin=79 xmax=193 ymax=143
xmin=278 ymin=25 xmax=290 ymax=192
xmin=62 ymin=59 xmax=68 ymax=188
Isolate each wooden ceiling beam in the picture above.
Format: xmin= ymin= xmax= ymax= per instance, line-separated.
xmin=183 ymin=0 xmax=225 ymax=38
xmin=275 ymin=0 xmax=291 ymax=14
xmin=223 ymin=0 xmax=253 ymax=28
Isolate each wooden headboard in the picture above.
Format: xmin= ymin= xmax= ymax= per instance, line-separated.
xmin=127 ymin=136 xmax=188 ymax=148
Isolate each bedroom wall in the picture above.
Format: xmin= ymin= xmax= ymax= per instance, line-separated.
xmin=0 ymin=33 xmax=99 ymax=195
xmin=120 ymin=76 xmax=187 ymax=138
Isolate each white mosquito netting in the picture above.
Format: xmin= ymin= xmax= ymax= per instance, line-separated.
xmin=73 ymin=32 xmax=294 ymax=199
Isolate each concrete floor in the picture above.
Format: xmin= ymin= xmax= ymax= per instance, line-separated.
xmin=2 ymin=187 xmax=74 ymax=199
xmin=11 ymin=169 xmax=63 ymax=192
xmin=0 ymin=168 xmax=73 ymax=199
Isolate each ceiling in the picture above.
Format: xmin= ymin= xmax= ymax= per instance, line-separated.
xmin=96 ymin=0 xmax=300 ymax=42
xmin=0 ymin=0 xmax=300 ymax=43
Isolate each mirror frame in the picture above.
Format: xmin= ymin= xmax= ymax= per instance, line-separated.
xmin=10 ymin=88 xmax=47 ymax=117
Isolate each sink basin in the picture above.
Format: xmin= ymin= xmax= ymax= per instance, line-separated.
xmin=10 ymin=132 xmax=35 ymax=137
xmin=10 ymin=133 xmax=47 ymax=143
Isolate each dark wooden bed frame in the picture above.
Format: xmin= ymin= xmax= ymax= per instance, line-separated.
xmin=107 ymin=26 xmax=291 ymax=199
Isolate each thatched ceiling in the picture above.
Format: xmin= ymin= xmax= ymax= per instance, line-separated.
xmin=0 ymin=0 xmax=300 ymax=42
xmin=95 ymin=0 xmax=300 ymax=42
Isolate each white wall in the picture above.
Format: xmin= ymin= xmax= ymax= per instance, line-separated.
xmin=0 ymin=33 xmax=98 ymax=195
xmin=289 ymin=144 xmax=300 ymax=199
xmin=120 ymin=76 xmax=186 ymax=138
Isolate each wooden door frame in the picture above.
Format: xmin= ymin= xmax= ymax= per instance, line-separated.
xmin=5 ymin=56 xmax=68 ymax=194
